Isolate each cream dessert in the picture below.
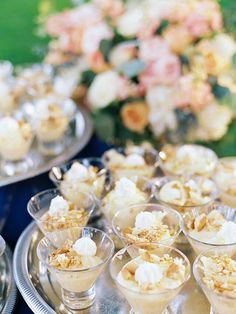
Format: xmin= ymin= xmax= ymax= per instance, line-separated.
xmin=214 ymin=157 xmax=236 ymax=207
xmin=34 ymin=99 xmax=68 ymax=142
xmin=48 ymin=237 xmax=102 ymax=293
xmin=104 ymin=149 xmax=155 ymax=180
xmin=60 ymin=161 xmax=105 ymax=203
xmin=101 ymin=177 xmax=147 ymax=222
xmin=0 ymin=81 xmax=18 ymax=115
xmin=194 ymin=254 xmax=236 ymax=314
xmin=184 ymin=209 xmax=236 ymax=255
xmin=39 ymin=195 xmax=90 ymax=233
xmin=159 ymin=178 xmax=217 ymax=209
xmin=120 ymin=211 xmax=175 ymax=245
xmin=117 ymin=250 xmax=187 ymax=314
xmin=0 ymin=116 xmax=33 ymax=161
xmin=159 ymin=144 xmax=218 ymax=177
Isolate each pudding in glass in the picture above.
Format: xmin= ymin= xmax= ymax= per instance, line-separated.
xmin=183 ymin=205 xmax=236 ymax=255
xmin=28 ymin=189 xmax=95 ymax=234
xmin=157 ymin=177 xmax=218 ymax=213
xmin=110 ymin=244 xmax=190 ymax=314
xmin=37 ymin=227 xmax=114 ymax=310
xmin=159 ymin=144 xmax=218 ymax=177
xmin=193 ymin=251 xmax=236 ymax=314
xmin=113 ymin=204 xmax=181 ymax=247
xmin=103 ymin=147 xmax=158 ymax=180
xmin=214 ymin=157 xmax=236 ymax=207
xmin=101 ymin=177 xmax=148 ymax=223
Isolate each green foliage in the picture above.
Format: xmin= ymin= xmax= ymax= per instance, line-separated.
xmin=92 ymin=111 xmax=116 ymax=143
xmin=99 ymin=39 xmax=113 ymax=62
xmin=156 ymin=20 xmax=169 ymax=35
xmin=233 ymin=52 xmax=236 ymax=69
xmin=80 ymin=70 xmax=96 ymax=86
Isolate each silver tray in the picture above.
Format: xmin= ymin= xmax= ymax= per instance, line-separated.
xmin=0 ymin=107 xmax=93 ymax=187
xmin=14 ymin=221 xmax=212 ymax=314
xmin=1 ymin=245 xmax=17 ymax=314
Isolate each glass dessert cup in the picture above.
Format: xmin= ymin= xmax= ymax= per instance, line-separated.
xmin=153 ymin=176 xmax=218 ymax=248
xmin=102 ymin=146 xmax=159 ymax=181
xmin=158 ymin=144 xmax=218 ymax=178
xmin=0 ymin=235 xmax=5 ymax=257
xmin=37 ymin=226 xmax=114 ymax=310
xmin=112 ymin=203 xmax=182 ymax=247
xmin=49 ymin=157 xmax=112 ymax=203
xmin=33 ymin=98 xmax=76 ymax=156
xmin=110 ymin=243 xmax=191 ymax=314
xmin=193 ymin=248 xmax=236 ymax=314
xmin=183 ymin=204 xmax=236 ymax=257
xmin=213 ymin=157 xmax=236 ymax=207
xmin=27 ymin=188 xmax=95 ymax=235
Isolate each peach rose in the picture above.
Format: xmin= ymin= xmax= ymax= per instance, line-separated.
xmin=109 ymin=43 xmax=137 ymax=68
xmin=139 ymin=37 xmax=170 ymax=63
xmin=121 ymin=102 xmax=149 ymax=132
xmin=139 ymin=54 xmax=181 ymax=89
xmin=81 ymin=22 xmax=113 ymax=55
xmin=87 ymin=51 xmax=110 ymax=73
xmin=58 ymin=28 xmax=84 ymax=54
xmin=163 ymin=25 xmax=193 ymax=54
xmin=176 ymin=74 xmax=213 ymax=111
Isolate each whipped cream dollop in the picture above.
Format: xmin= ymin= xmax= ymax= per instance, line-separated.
xmin=114 ymin=178 xmax=138 ymax=198
xmin=159 ymin=181 xmax=183 ymax=204
xmin=0 ymin=117 xmax=19 ymax=137
xmin=215 ymin=221 xmax=236 ymax=244
xmin=135 ymin=262 xmax=163 ymax=286
xmin=72 ymin=237 xmax=97 ymax=256
xmin=48 ymin=195 xmax=69 ymax=216
xmin=135 ymin=212 xmax=157 ymax=229
xmin=125 ymin=154 xmax=145 ymax=166
xmin=65 ymin=162 xmax=91 ymax=182
xmin=176 ymin=146 xmax=196 ymax=160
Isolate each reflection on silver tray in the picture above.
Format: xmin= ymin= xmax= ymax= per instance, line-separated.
xmin=0 ymin=107 xmax=93 ymax=187
xmin=0 ymin=246 xmax=17 ymax=314
xmin=14 ymin=221 xmax=211 ymax=314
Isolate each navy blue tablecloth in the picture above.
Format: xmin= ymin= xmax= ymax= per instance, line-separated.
xmin=1 ymin=136 xmax=111 ymax=314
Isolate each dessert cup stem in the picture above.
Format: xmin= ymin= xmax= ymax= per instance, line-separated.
xmin=129 ymin=308 xmax=170 ymax=314
xmin=210 ymin=307 xmax=218 ymax=314
xmin=0 ymin=155 xmax=35 ymax=176
xmin=38 ymin=137 xmax=66 ymax=156
xmin=61 ymin=284 xmax=96 ymax=310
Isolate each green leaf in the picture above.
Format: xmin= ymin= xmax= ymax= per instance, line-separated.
xmin=222 ymin=92 xmax=236 ymax=112
xmin=80 ymin=70 xmax=96 ymax=87
xmin=212 ymin=83 xmax=230 ymax=99
xmin=92 ymin=112 xmax=116 ymax=143
xmin=232 ymin=52 xmax=236 ymax=69
xmin=99 ymin=39 xmax=113 ymax=62
xmin=119 ymin=59 xmax=145 ymax=78
xmin=156 ymin=20 xmax=169 ymax=35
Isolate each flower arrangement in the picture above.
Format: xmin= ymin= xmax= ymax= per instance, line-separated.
xmin=44 ymin=0 xmax=236 ymax=145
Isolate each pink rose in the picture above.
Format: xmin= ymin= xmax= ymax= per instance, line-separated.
xmin=58 ymin=28 xmax=84 ymax=54
xmin=67 ymin=4 xmax=101 ymax=28
xmin=81 ymin=22 xmax=113 ymax=54
xmin=46 ymin=11 xmax=71 ymax=36
xmin=139 ymin=54 xmax=181 ymax=89
xmin=176 ymin=74 xmax=213 ymax=111
xmin=139 ymin=37 xmax=170 ymax=63
xmin=94 ymin=0 xmax=124 ymax=18
xmin=137 ymin=20 xmax=160 ymax=40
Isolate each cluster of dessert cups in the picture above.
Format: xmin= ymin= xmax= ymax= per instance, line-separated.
xmin=26 ymin=144 xmax=236 ymax=313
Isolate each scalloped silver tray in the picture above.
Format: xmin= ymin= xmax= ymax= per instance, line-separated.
xmin=1 ymin=245 xmax=17 ymax=314
xmin=14 ymin=221 xmax=211 ymax=314
xmin=0 ymin=107 xmax=93 ymax=187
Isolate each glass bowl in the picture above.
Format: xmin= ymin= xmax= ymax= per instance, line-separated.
xmin=102 ymin=146 xmax=159 ymax=181
xmin=110 ymin=243 xmax=191 ymax=314
xmin=158 ymin=144 xmax=218 ymax=178
xmin=27 ymin=188 xmax=96 ymax=234
xmin=112 ymin=203 xmax=182 ymax=247
xmin=37 ymin=226 xmax=114 ymax=310
xmin=183 ymin=204 xmax=236 ymax=256
xmin=193 ymin=248 xmax=236 ymax=314
xmin=0 ymin=235 xmax=5 ymax=257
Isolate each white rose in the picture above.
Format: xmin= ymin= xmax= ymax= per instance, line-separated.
xmin=88 ymin=71 xmax=121 ymax=109
xmin=212 ymin=34 xmax=236 ymax=61
xmin=109 ymin=43 xmax=136 ymax=68
xmin=146 ymin=86 xmax=177 ymax=136
xmin=192 ymin=103 xmax=233 ymax=141
xmin=117 ymin=7 xmax=144 ymax=37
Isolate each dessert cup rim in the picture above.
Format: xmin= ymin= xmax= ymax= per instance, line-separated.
xmin=110 ymin=243 xmax=191 ymax=296
xmin=112 ymin=203 xmax=183 ymax=244
xmin=27 ymin=187 xmax=96 ymax=219
xmin=0 ymin=235 xmax=6 ymax=257
xmin=49 ymin=157 xmax=106 ymax=184
xmin=182 ymin=204 xmax=236 ymax=247
xmin=158 ymin=144 xmax=218 ymax=176
xmin=193 ymin=249 xmax=236 ymax=301
xmin=37 ymin=226 xmax=115 ymax=273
